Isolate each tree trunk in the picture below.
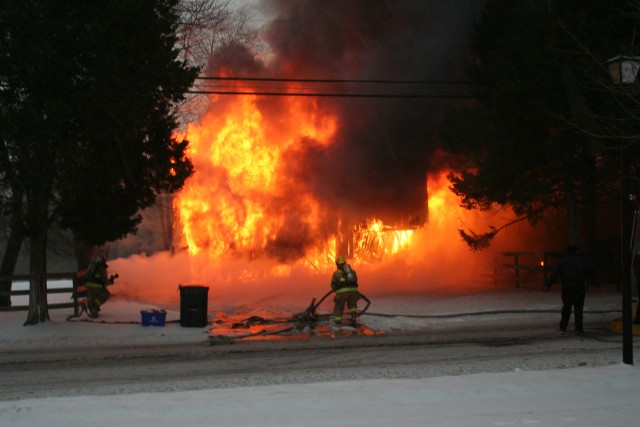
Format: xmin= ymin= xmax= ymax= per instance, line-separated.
xmin=581 ymin=143 xmax=599 ymax=259
xmin=0 ymin=228 xmax=25 ymax=307
xmin=25 ymin=234 xmax=49 ymax=325
xmin=561 ymin=64 xmax=599 ymax=253
xmin=73 ymin=239 xmax=93 ymax=271
xmin=0 ymin=188 xmax=26 ymax=307
xmin=566 ymin=188 xmax=579 ymax=247
xmin=24 ymin=181 xmax=51 ymax=326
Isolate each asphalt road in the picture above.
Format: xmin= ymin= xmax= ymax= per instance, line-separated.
xmin=0 ymin=317 xmax=633 ymax=401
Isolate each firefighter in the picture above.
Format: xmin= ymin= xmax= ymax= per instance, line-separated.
xmin=85 ymin=255 xmax=116 ymax=318
xmin=331 ymin=256 xmax=359 ymax=325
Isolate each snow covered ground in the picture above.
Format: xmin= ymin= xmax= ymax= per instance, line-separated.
xmin=1 ymin=287 xmax=639 ymax=426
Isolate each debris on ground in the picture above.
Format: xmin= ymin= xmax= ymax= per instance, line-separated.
xmin=208 ymin=292 xmax=381 ymax=345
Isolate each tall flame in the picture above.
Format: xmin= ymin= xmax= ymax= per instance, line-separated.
xmin=112 ymin=166 xmax=499 ymax=305
xmin=353 ymin=219 xmax=414 ymax=260
xmin=175 ymin=94 xmax=341 ymax=262
xmin=174 ymin=91 xmax=424 ymax=270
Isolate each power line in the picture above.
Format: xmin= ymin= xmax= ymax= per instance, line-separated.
xmin=194 ymin=76 xmax=481 ymax=85
xmin=190 ymin=76 xmax=486 ymax=98
xmin=187 ymin=89 xmax=483 ymax=98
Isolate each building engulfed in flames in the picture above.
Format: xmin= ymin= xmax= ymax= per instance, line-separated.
xmin=109 ymin=3 xmax=507 ymax=299
xmin=161 ymin=1 xmax=492 ymax=274
xmin=171 ymin=92 xmax=429 ymax=270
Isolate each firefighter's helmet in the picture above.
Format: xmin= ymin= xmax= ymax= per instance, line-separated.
xmin=95 ymin=255 xmax=106 ymax=264
xmin=335 ymin=256 xmax=346 ymax=265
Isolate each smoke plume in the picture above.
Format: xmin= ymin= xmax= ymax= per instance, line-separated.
xmin=208 ymin=0 xmax=485 ymax=225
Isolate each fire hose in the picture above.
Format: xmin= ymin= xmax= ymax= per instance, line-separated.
xmin=294 ymin=289 xmax=371 ymax=322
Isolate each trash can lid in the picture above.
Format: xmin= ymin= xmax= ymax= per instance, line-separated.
xmin=178 ymin=284 xmax=209 ymax=291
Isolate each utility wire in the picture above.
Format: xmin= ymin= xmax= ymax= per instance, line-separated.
xmin=187 ymin=89 xmax=483 ymax=98
xmin=191 ymin=75 xmax=487 ymax=97
xmin=194 ymin=76 xmax=482 ymax=85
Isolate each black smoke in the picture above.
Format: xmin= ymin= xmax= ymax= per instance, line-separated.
xmin=204 ymin=0 xmax=485 ymax=255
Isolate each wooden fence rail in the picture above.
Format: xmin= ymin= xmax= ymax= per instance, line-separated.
xmin=0 ymin=272 xmax=79 ymax=313
xmin=492 ymin=252 xmax=565 ymax=288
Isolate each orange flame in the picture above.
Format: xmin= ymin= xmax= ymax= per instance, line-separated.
xmin=353 ymin=219 xmax=414 ymax=260
xmin=165 ymin=75 xmax=518 ymax=303
xmin=175 ymin=94 xmax=339 ymax=261
xmin=173 ymin=91 xmax=424 ymax=271
xmin=113 ymin=164 xmax=500 ymax=305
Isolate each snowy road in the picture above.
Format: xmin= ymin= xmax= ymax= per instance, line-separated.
xmin=0 ymin=316 xmax=628 ymax=401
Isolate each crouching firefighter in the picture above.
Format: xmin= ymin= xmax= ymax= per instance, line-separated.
xmin=331 ymin=256 xmax=359 ymax=325
xmin=85 ymin=255 xmax=118 ymax=318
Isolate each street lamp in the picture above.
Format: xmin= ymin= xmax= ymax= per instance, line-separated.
xmin=606 ymin=54 xmax=640 ymax=85
xmin=606 ymin=54 xmax=640 ymax=365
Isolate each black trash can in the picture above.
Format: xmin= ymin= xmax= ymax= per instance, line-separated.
xmin=179 ymin=284 xmax=209 ymax=327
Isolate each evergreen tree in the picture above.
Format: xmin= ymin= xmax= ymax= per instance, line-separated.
xmin=0 ymin=0 xmax=198 ymax=324
xmin=440 ymin=0 xmax=636 ymax=254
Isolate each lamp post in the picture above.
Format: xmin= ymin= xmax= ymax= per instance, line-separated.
xmin=606 ymin=54 xmax=640 ymax=365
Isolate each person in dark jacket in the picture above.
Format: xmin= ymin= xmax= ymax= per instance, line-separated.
xmin=544 ymin=244 xmax=597 ymax=334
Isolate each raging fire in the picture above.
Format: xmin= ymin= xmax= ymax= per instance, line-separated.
xmin=108 ymin=3 xmax=531 ymax=303
xmin=173 ymin=91 xmax=428 ymax=269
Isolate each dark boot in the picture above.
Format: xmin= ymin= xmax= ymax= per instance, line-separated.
xmin=88 ymin=303 xmax=99 ymax=318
